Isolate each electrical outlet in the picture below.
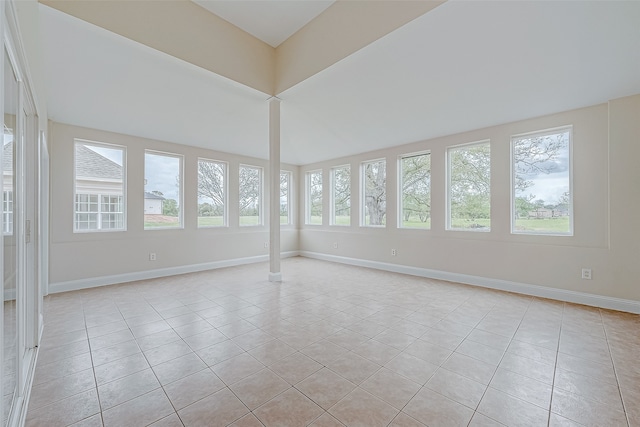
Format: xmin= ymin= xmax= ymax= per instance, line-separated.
xmin=149 ymin=253 xmax=156 ymax=261
xmin=263 ymin=242 xmax=268 ymax=248
xmin=391 ymin=248 xmax=397 ymax=256
xmin=333 ymin=242 xmax=338 ymax=249
xmin=581 ymin=268 xmax=592 ymax=280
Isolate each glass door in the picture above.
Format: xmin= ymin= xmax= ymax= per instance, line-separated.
xmin=2 ymin=46 xmax=18 ymax=427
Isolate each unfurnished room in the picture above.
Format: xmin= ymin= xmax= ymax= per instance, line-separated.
xmin=1 ymin=0 xmax=640 ymax=426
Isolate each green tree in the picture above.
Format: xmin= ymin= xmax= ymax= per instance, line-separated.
xmin=162 ymin=199 xmax=178 ymax=216
xmin=364 ymin=160 xmax=386 ymax=225
xmin=450 ymin=144 xmax=490 ymax=224
xmin=308 ymin=171 xmax=322 ymax=220
xmin=402 ymin=154 xmax=430 ymax=223
xmin=239 ymin=166 xmax=260 ymax=216
xmin=515 ymin=194 xmax=536 ymax=219
xmin=333 ymin=166 xmax=350 ymax=218
xmin=198 ymin=161 xmax=225 ymax=214
xmin=280 ymin=172 xmax=290 ymax=217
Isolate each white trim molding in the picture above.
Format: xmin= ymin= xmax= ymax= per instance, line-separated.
xmin=49 ymin=251 xmax=300 ymax=294
xmin=300 ymin=251 xmax=640 ymax=314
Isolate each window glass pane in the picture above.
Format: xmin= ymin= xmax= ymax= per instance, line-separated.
xmin=3 ymin=48 xmax=19 ymax=419
xmin=331 ymin=165 xmax=350 ymax=226
xmin=197 ymin=159 xmax=226 ymax=227
xmin=144 ymin=151 xmax=182 ymax=229
xmin=280 ymin=171 xmax=291 ymax=225
xmin=74 ymin=141 xmax=125 ymax=231
xmin=400 ymin=153 xmax=431 ymax=229
xmin=512 ymin=128 xmax=572 ymax=235
xmin=239 ymin=165 xmax=262 ymax=226
xmin=362 ymin=159 xmax=386 ymax=227
xmin=306 ymin=170 xmax=322 ymax=225
xmin=3 ymin=191 xmax=13 ymax=234
xmin=448 ymin=142 xmax=491 ymax=231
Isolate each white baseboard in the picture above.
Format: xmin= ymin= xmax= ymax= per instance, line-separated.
xmin=299 ymin=251 xmax=640 ymax=314
xmin=49 ymin=251 xmax=300 ymax=294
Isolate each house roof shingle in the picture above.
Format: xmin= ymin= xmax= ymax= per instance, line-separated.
xmin=75 ymin=144 xmax=122 ymax=180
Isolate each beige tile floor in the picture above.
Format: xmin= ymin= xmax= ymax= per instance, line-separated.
xmin=25 ymin=257 xmax=640 ymax=427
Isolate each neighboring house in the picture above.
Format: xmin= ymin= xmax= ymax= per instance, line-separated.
xmin=144 ymin=192 xmax=165 ymax=215
xmin=74 ymin=144 xmax=124 ymax=230
xmin=528 ymin=208 xmax=569 ymax=219
xmin=3 ymin=140 xmax=14 ymax=235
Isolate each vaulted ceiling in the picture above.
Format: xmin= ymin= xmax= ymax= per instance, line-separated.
xmin=40 ymin=1 xmax=640 ymax=165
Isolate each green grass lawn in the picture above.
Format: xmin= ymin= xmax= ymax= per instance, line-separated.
xmin=449 ymin=218 xmax=491 ymax=230
xmin=513 ymin=217 xmax=570 ymax=233
xmin=401 ymin=218 xmax=431 ymax=229
xmin=333 ymin=216 xmax=350 ymax=226
xmin=197 ymin=216 xmax=225 ymax=227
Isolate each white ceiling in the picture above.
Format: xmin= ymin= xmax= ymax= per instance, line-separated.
xmin=193 ymin=0 xmax=335 ymax=47
xmin=41 ymin=1 xmax=640 ymax=166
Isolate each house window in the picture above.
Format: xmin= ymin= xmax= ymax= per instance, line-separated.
xmin=331 ymin=165 xmax=350 ymax=226
xmin=512 ymin=127 xmax=572 ymax=235
xmin=239 ymin=165 xmax=262 ymax=226
xmin=306 ymin=170 xmax=322 ymax=225
xmin=3 ymin=191 xmax=13 ymax=234
xmin=362 ymin=159 xmax=386 ymax=227
xmin=144 ymin=151 xmax=182 ymax=229
xmin=280 ymin=171 xmax=292 ymax=225
xmin=400 ymin=152 xmax=431 ymax=229
xmin=447 ymin=141 xmax=491 ymax=231
xmin=197 ymin=159 xmax=227 ymax=227
xmin=74 ymin=140 xmax=126 ymax=232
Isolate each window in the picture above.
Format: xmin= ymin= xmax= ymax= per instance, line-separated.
xmin=331 ymin=165 xmax=350 ymax=226
xmin=144 ymin=151 xmax=182 ymax=229
xmin=400 ymin=152 xmax=431 ymax=229
xmin=197 ymin=159 xmax=227 ymax=227
xmin=306 ymin=170 xmax=322 ymax=225
xmin=3 ymin=191 xmax=13 ymax=235
xmin=280 ymin=171 xmax=292 ymax=225
xmin=362 ymin=159 xmax=386 ymax=227
xmin=74 ymin=141 xmax=125 ymax=232
xmin=512 ymin=127 xmax=572 ymax=235
xmin=447 ymin=141 xmax=491 ymax=231
xmin=239 ymin=165 xmax=262 ymax=226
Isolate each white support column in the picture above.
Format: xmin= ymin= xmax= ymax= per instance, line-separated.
xmin=268 ymin=98 xmax=282 ymax=282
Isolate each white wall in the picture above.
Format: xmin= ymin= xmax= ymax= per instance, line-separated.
xmin=299 ymin=98 xmax=640 ymax=307
xmin=49 ymin=122 xmax=299 ymax=289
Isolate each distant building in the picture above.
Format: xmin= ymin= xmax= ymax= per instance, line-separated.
xmin=144 ymin=192 xmax=165 ymax=215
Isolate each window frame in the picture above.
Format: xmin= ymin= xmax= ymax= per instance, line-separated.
xmin=73 ymin=139 xmax=127 ymax=233
xmin=144 ymin=149 xmax=184 ymax=230
xmin=330 ymin=164 xmax=351 ymax=227
xmin=360 ymin=158 xmax=387 ymax=228
xmin=446 ymin=140 xmax=491 ymax=232
xmin=510 ymin=125 xmax=573 ymax=236
xmin=238 ymin=164 xmax=263 ymax=227
xmin=305 ymin=169 xmax=323 ymax=225
xmin=398 ymin=151 xmax=431 ymax=230
xmin=197 ymin=157 xmax=228 ymax=228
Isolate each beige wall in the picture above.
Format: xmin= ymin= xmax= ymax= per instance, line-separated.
xmin=49 ymin=122 xmax=298 ymax=286
xmin=299 ymin=99 xmax=640 ymax=303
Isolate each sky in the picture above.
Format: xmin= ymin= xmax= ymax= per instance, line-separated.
xmin=144 ymin=153 xmax=181 ymax=202
xmin=515 ymin=132 xmax=570 ymax=205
